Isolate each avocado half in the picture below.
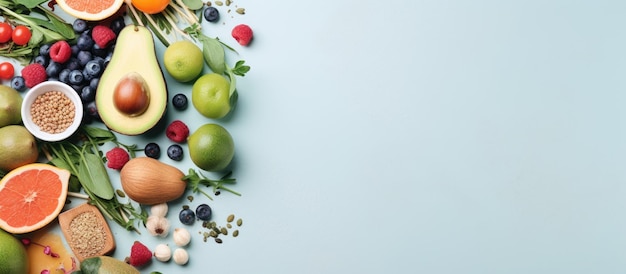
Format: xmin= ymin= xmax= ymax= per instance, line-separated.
xmin=96 ymin=25 xmax=167 ymax=135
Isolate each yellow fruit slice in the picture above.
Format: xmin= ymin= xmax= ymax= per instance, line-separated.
xmin=56 ymin=0 xmax=124 ymax=21
xmin=0 ymin=163 xmax=70 ymax=234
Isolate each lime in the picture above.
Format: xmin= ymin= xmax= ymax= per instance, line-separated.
xmin=0 ymin=229 xmax=29 ymax=274
xmin=163 ymin=41 xmax=204 ymax=82
xmin=191 ymin=73 xmax=231 ymax=119
xmin=188 ymin=123 xmax=234 ymax=171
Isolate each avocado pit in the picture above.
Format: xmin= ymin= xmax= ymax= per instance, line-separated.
xmin=113 ymin=72 xmax=150 ymax=116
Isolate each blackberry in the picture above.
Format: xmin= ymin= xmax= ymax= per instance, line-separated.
xmin=172 ymin=93 xmax=188 ymax=110
xmin=167 ymin=144 xmax=183 ymax=161
xmin=144 ymin=142 xmax=161 ymax=159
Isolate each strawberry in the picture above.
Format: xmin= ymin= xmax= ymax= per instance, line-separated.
xmin=128 ymin=241 xmax=152 ymax=267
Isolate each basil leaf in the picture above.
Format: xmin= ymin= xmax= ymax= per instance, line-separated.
xmin=83 ymin=126 xmax=116 ymax=139
xmin=78 ymin=153 xmax=114 ymax=200
xmin=79 ymin=256 xmax=103 ymax=274
xmin=183 ymin=0 xmax=204 ymax=10
xmin=17 ymin=0 xmax=47 ymax=9
xmin=200 ymin=36 xmax=225 ymax=74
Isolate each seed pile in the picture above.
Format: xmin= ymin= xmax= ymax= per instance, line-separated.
xmin=201 ymin=213 xmax=242 ymax=243
xmin=30 ymin=91 xmax=75 ymax=134
xmin=68 ymin=211 xmax=107 ymax=258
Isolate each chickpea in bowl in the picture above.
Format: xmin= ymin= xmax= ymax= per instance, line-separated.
xmin=21 ymin=81 xmax=83 ymax=142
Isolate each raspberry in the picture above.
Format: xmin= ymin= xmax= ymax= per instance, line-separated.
xmin=91 ymin=25 xmax=116 ymax=48
xmin=128 ymin=241 xmax=152 ymax=267
xmin=105 ymin=147 xmax=129 ymax=170
xmin=231 ymin=24 xmax=253 ymax=46
xmin=166 ymin=120 xmax=189 ymax=143
xmin=49 ymin=40 xmax=71 ymax=63
xmin=21 ymin=63 xmax=47 ymax=88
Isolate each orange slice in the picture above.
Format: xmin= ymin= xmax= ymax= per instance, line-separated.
xmin=56 ymin=0 xmax=125 ymax=21
xmin=0 ymin=163 xmax=70 ymax=234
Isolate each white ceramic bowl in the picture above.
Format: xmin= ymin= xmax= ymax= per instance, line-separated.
xmin=21 ymin=81 xmax=83 ymax=142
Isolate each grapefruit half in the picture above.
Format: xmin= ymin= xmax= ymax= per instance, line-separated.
xmin=0 ymin=163 xmax=70 ymax=234
xmin=56 ymin=0 xmax=124 ymax=21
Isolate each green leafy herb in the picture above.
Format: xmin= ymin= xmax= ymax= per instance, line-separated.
xmin=183 ymin=169 xmax=240 ymax=200
xmin=42 ymin=126 xmax=147 ymax=233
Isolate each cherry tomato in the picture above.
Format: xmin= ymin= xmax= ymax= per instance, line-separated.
xmin=0 ymin=22 xmax=12 ymax=43
xmin=0 ymin=62 xmax=15 ymax=80
xmin=12 ymin=25 xmax=31 ymax=46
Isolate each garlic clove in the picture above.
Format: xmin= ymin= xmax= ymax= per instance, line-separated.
xmin=150 ymin=203 xmax=169 ymax=217
xmin=153 ymin=243 xmax=172 ymax=262
xmin=146 ymin=215 xmax=170 ymax=237
xmin=173 ymin=227 xmax=191 ymax=246
xmin=173 ymin=248 xmax=189 ymax=265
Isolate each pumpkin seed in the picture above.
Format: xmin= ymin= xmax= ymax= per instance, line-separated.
xmin=221 ymin=227 xmax=228 ymax=235
xmin=227 ymin=214 xmax=235 ymax=222
xmin=215 ymin=238 xmax=223 ymax=244
xmin=236 ymin=8 xmax=245 ymax=14
xmin=237 ymin=218 xmax=243 ymax=226
xmin=233 ymin=230 xmax=239 ymax=237
xmin=115 ymin=189 xmax=126 ymax=197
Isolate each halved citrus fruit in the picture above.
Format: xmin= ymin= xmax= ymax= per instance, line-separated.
xmin=56 ymin=0 xmax=125 ymax=21
xmin=0 ymin=163 xmax=70 ymax=234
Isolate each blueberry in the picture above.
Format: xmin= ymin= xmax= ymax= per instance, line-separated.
xmin=46 ymin=61 xmax=63 ymax=77
xmin=68 ymin=69 xmax=84 ymax=85
xmin=33 ymin=55 xmax=49 ymax=67
xmin=110 ymin=17 xmax=126 ymax=35
xmin=195 ymin=204 xmax=212 ymax=221
xmin=39 ymin=44 xmax=51 ymax=56
xmin=72 ymin=19 xmax=88 ymax=33
xmin=144 ymin=142 xmax=161 ymax=159
xmin=10 ymin=76 xmax=25 ymax=91
xmin=84 ymin=60 xmax=102 ymax=77
xmin=66 ymin=58 xmax=81 ymax=71
xmin=172 ymin=93 xmax=188 ymax=110
xmin=80 ymin=86 xmax=96 ymax=103
xmin=179 ymin=208 xmax=195 ymax=225
xmin=70 ymin=44 xmax=80 ymax=56
xmin=89 ymin=77 xmax=99 ymax=90
xmin=58 ymin=68 xmax=71 ymax=83
xmin=92 ymin=43 xmax=108 ymax=57
xmin=85 ymin=101 xmax=100 ymax=120
xmin=167 ymin=144 xmax=183 ymax=161
xmin=76 ymin=34 xmax=94 ymax=51
xmin=203 ymin=7 xmax=220 ymax=22
xmin=77 ymin=50 xmax=92 ymax=66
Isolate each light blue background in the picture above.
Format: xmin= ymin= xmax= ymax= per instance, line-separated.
xmin=58 ymin=0 xmax=626 ymax=273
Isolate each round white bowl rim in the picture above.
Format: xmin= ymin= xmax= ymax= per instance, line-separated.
xmin=21 ymin=81 xmax=84 ymax=142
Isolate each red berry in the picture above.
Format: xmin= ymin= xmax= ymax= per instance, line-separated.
xmin=49 ymin=40 xmax=72 ymax=63
xmin=91 ymin=25 xmax=116 ymax=48
xmin=166 ymin=120 xmax=189 ymax=143
xmin=128 ymin=241 xmax=152 ymax=267
xmin=21 ymin=63 xmax=47 ymax=88
xmin=105 ymin=147 xmax=130 ymax=170
xmin=231 ymin=24 xmax=253 ymax=46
